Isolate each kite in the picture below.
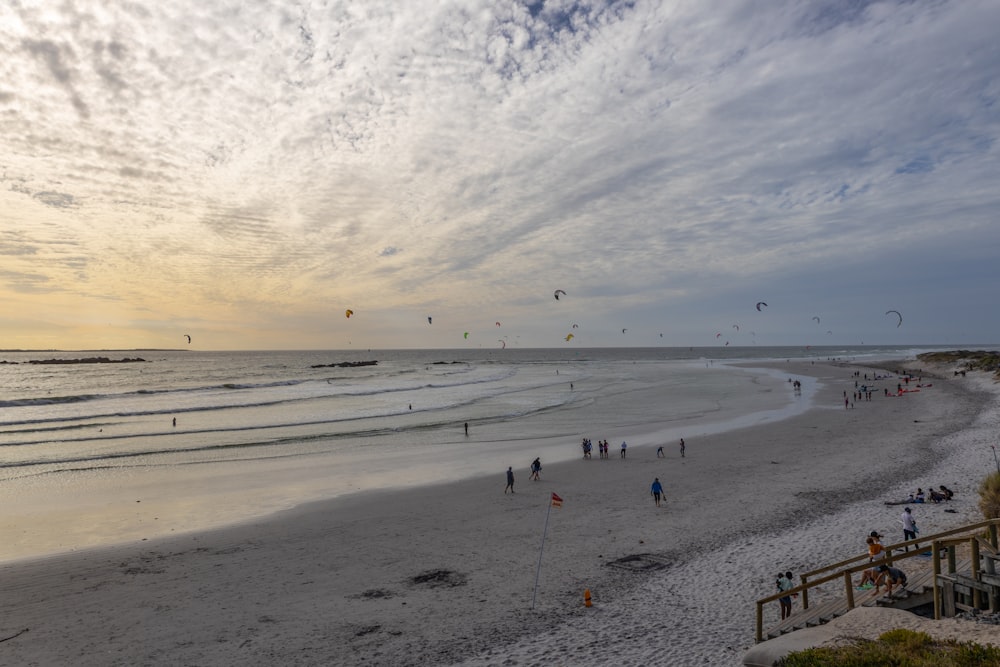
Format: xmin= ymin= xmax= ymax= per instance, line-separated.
xmin=345 ymin=309 xmax=354 ymax=318
xmin=554 ymin=289 xmax=566 ymax=300
xmin=427 ymin=316 xmax=432 ymax=324
xmin=812 ymin=316 xmax=821 ymax=324
xmin=495 ymin=321 xmax=501 ymax=327
xmin=499 ymin=339 xmax=506 ymax=349
xmin=886 ymin=310 xmax=903 ymax=327
xmin=183 ymin=334 xmax=191 ymax=344
xmin=716 ymin=333 xmax=722 ymax=338
xmin=622 ymin=328 xmax=627 ymax=334
xmin=755 ymin=301 xmax=767 ymax=311
xmin=733 ymin=324 xmax=739 ymax=332
xmin=565 ymin=333 xmax=574 ymax=341
xmin=463 ymin=332 xmax=469 ymax=339
xmin=572 ymin=323 xmax=579 ymax=328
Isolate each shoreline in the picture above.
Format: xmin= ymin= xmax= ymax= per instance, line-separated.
xmin=0 ymin=357 xmax=995 ymax=666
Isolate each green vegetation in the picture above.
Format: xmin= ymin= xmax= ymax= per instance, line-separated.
xmin=979 ymin=472 xmax=1000 ymax=520
xmin=917 ymin=350 xmax=1000 ymax=381
xmin=778 ymin=628 xmax=1000 ymax=666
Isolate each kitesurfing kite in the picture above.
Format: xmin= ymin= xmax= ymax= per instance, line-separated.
xmin=554 ymin=289 xmax=566 ymax=300
xmin=622 ymin=328 xmax=627 ymax=334
xmin=812 ymin=316 xmax=821 ymax=324
xmin=565 ymin=333 xmax=574 ymax=341
xmin=184 ymin=334 xmax=191 ymax=344
xmin=345 ymin=309 xmax=354 ymax=318
xmin=463 ymin=332 xmax=469 ymax=339
xmin=755 ymin=301 xmax=767 ymax=311
xmin=427 ymin=316 xmax=432 ymax=324
xmin=886 ymin=310 xmax=903 ymax=327
xmin=716 ymin=332 xmax=722 ymax=338
xmin=572 ymin=323 xmax=579 ymax=328
xmin=499 ymin=339 xmax=506 ymax=349
xmin=733 ymin=324 xmax=740 ymax=332
xmin=495 ymin=321 xmax=501 ymax=327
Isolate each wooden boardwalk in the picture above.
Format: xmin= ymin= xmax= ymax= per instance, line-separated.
xmin=754 ymin=519 xmax=1000 ymax=643
xmin=762 ymin=557 xmax=962 ymax=641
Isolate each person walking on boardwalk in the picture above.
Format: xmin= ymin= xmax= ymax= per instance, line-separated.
xmin=650 ymin=477 xmax=664 ymax=507
xmin=901 ymin=507 xmax=918 ymax=549
xmin=505 ymin=467 xmax=515 ymax=494
xmin=776 ymin=571 xmax=795 ymax=620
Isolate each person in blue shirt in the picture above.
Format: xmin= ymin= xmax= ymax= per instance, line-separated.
xmin=650 ymin=477 xmax=664 ymax=507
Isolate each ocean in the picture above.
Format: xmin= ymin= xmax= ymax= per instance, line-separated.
xmin=0 ymin=345 xmax=940 ymax=560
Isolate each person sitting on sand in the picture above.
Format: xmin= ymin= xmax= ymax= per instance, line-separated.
xmin=940 ymin=485 xmax=954 ymax=500
xmin=875 ymin=564 xmax=907 ymax=595
xmin=929 ymin=488 xmax=945 ymax=503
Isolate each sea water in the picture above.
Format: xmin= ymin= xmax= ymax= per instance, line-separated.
xmin=0 ymin=345 xmax=936 ymax=560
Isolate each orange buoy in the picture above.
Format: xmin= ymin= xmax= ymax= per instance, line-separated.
xmin=584 ymin=589 xmax=592 ymax=607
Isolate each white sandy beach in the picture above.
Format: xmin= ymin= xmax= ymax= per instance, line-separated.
xmin=1 ymin=357 xmax=998 ymax=666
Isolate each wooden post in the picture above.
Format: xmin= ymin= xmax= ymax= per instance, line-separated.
xmin=800 ymin=574 xmax=809 ymax=610
xmin=755 ymin=602 xmax=763 ymax=643
xmin=971 ymin=537 xmax=982 ymax=610
xmin=990 ymin=523 xmax=998 ymax=551
xmin=844 ymin=571 xmax=855 ymax=609
xmin=947 ymin=545 xmax=956 ymax=574
xmin=933 ymin=541 xmax=942 ymax=620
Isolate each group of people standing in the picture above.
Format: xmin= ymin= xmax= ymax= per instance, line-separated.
xmin=581 ymin=438 xmax=615 ymax=459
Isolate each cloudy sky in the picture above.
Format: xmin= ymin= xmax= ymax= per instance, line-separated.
xmin=2 ymin=0 xmax=998 ymax=350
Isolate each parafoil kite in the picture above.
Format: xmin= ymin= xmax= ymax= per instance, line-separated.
xmin=886 ymin=310 xmax=903 ymax=327
xmin=463 ymin=332 xmax=469 ymax=339
xmin=812 ymin=316 xmax=821 ymax=324
xmin=755 ymin=301 xmax=767 ymax=311
xmin=345 ymin=309 xmax=354 ymax=318
xmin=427 ymin=316 xmax=432 ymax=324
xmin=716 ymin=332 xmax=722 ymax=338
xmin=572 ymin=323 xmax=579 ymax=328
xmin=495 ymin=321 xmax=501 ymax=327
xmin=622 ymin=328 xmax=627 ymax=334
xmin=499 ymin=339 xmax=506 ymax=349
xmin=184 ymin=334 xmax=191 ymax=344
xmin=733 ymin=324 xmax=740 ymax=332
xmin=554 ymin=289 xmax=566 ymax=300
xmin=565 ymin=333 xmax=574 ymax=341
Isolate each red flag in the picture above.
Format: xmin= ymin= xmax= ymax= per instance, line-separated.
xmin=551 ymin=492 xmax=563 ymax=508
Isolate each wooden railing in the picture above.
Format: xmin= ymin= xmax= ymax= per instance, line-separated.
xmin=754 ymin=518 xmax=1000 ymax=642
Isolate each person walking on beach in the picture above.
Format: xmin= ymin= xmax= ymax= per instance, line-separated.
xmin=620 ymin=441 xmax=627 ymax=458
xmin=650 ymin=477 xmax=664 ymax=507
xmin=656 ymin=446 xmax=664 ymax=458
xmin=679 ymin=438 xmax=685 ymax=458
xmin=901 ymin=507 xmax=918 ymax=549
xmin=464 ymin=422 xmax=469 ymax=436
xmin=505 ymin=467 xmax=515 ymax=494
xmin=530 ymin=458 xmax=541 ymax=481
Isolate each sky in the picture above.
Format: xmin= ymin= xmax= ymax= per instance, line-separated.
xmin=1 ymin=0 xmax=998 ymax=351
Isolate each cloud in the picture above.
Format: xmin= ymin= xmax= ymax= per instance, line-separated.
xmin=1 ymin=0 xmax=999 ymax=348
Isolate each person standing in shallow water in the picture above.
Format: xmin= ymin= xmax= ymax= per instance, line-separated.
xmin=504 ymin=467 xmax=514 ymax=494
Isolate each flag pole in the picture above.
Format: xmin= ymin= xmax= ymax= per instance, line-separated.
xmin=531 ymin=498 xmax=553 ymax=610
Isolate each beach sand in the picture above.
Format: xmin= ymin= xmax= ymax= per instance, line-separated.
xmin=1 ymin=358 xmax=997 ymax=666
